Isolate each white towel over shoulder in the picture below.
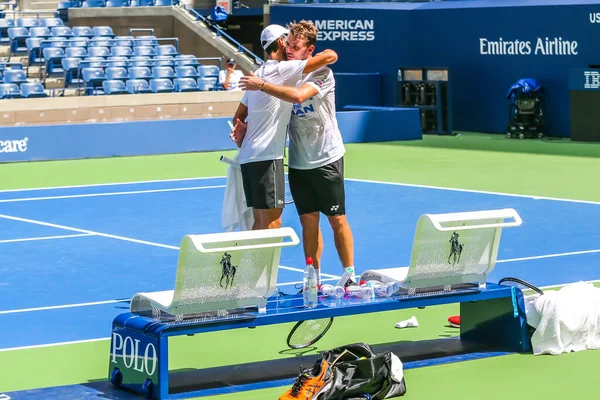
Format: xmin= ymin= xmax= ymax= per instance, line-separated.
xmin=526 ymin=281 xmax=600 ymax=355
xmin=221 ymin=153 xmax=254 ymax=232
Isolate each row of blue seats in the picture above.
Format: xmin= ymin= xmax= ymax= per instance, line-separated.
xmin=77 ymin=65 xmax=218 ymax=82
xmin=17 ymin=35 xmax=169 ymax=48
xmin=0 ymin=82 xmax=48 ymax=99
xmin=88 ymin=77 xmax=218 ymax=95
xmin=59 ymin=0 xmax=175 ymax=9
xmin=0 ymin=17 xmax=64 ymax=30
xmin=0 ymin=69 xmax=28 ymax=84
xmin=27 ymin=43 xmax=179 ymax=58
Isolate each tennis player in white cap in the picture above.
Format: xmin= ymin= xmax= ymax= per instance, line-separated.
xmin=230 ymin=24 xmax=338 ymax=231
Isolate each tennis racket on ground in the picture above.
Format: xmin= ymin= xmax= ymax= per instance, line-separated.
xmin=286 ymin=317 xmax=334 ymax=349
xmin=220 ymin=155 xmax=294 ymax=205
xmin=498 ymin=277 xmax=544 ymax=295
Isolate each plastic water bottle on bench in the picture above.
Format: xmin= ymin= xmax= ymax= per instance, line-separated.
xmin=303 ymin=257 xmax=318 ymax=308
xmin=366 ymin=280 xmax=402 ymax=297
xmin=320 ymin=284 xmax=346 ymax=299
xmin=345 ymin=285 xmax=374 ymax=299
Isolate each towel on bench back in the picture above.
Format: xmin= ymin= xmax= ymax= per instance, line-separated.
xmin=526 ymin=281 xmax=600 ymax=355
xmin=222 ymin=152 xmax=254 ymax=232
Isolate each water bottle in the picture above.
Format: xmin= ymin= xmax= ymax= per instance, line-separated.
xmin=320 ymin=284 xmax=345 ymax=299
xmin=345 ymin=285 xmax=374 ymax=300
xmin=367 ymin=280 xmax=401 ymax=297
xmin=303 ymin=257 xmax=318 ymax=308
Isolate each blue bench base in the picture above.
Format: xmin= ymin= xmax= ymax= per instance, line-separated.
xmin=108 ymin=283 xmax=530 ymax=399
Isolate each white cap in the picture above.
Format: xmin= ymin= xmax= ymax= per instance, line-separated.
xmin=260 ymin=24 xmax=289 ymax=50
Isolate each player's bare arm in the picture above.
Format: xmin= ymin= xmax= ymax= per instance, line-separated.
xmin=239 ymin=73 xmax=318 ymax=104
xmin=231 ymin=103 xmax=248 ymax=147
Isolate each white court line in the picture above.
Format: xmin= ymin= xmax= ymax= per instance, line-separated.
xmin=0 ymin=185 xmax=226 ymax=203
xmin=497 ymin=248 xmax=600 ymax=263
xmin=0 ymin=233 xmax=94 ymax=244
xmin=345 ymin=177 xmax=600 ymax=206
xmin=0 ymin=176 xmax=226 ymax=194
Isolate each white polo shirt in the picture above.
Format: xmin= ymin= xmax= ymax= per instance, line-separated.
xmin=219 ymin=69 xmax=244 ymax=91
xmin=288 ymin=67 xmax=346 ymax=170
xmin=238 ymin=59 xmax=308 ymax=165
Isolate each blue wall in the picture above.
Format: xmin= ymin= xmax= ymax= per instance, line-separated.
xmin=270 ymin=0 xmax=600 ymax=136
xmin=0 ymin=110 xmax=421 ymax=163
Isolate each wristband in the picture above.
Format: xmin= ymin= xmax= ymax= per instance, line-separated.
xmin=260 ymin=81 xmax=265 ymax=91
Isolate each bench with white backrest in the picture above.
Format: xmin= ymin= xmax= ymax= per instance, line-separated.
xmin=129 ymin=227 xmax=299 ymax=318
xmin=360 ymin=208 xmax=522 ymax=293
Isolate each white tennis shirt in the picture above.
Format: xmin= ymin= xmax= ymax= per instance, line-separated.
xmin=288 ymin=67 xmax=346 ymax=170
xmin=238 ymin=59 xmax=308 ymax=165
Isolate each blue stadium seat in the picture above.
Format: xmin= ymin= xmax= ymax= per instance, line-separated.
xmin=197 ymin=77 xmax=217 ymax=91
xmin=0 ymin=19 xmax=15 ymax=44
xmin=105 ymin=67 xmax=128 ymax=81
xmin=113 ymin=36 xmax=134 ymax=47
xmin=87 ymin=46 xmax=110 ymax=58
xmin=197 ymin=65 xmax=219 ymax=78
xmin=3 ymin=69 xmax=27 ymax=85
xmin=155 ymin=44 xmax=178 ymax=57
xmin=133 ymin=45 xmax=156 ymax=57
xmin=175 ymin=66 xmax=198 ymax=79
xmin=8 ymin=27 xmax=29 ymax=53
xmin=66 ymin=47 xmax=87 ymax=58
xmin=149 ymin=78 xmax=173 ymax=93
xmin=131 ymin=0 xmax=154 ymax=5
xmin=72 ymin=26 xmax=94 ymax=38
xmin=102 ymin=80 xmax=128 ymax=94
xmin=89 ymin=37 xmax=112 ymax=47
xmin=82 ymin=0 xmax=106 ymax=7
xmin=51 ymin=26 xmax=73 ymax=38
xmin=93 ymin=26 xmax=114 ymax=37
xmin=152 ymin=56 xmax=173 ymax=67
xmin=175 ymin=54 xmax=198 ymax=67
xmin=16 ymin=18 xmax=41 ymax=29
xmin=174 ymin=77 xmax=199 ymax=92
xmin=81 ymin=67 xmax=106 ymax=94
xmin=42 ymin=47 xmax=66 ymax=75
xmin=25 ymin=38 xmax=44 ymax=67
xmin=129 ymin=56 xmax=152 ymax=67
xmin=106 ymin=0 xmax=128 ymax=6
xmin=81 ymin=56 xmax=105 ymax=68
xmin=61 ymin=57 xmax=82 ymax=88
xmin=134 ymin=35 xmax=158 ymax=47
xmin=128 ymin=66 xmax=152 ymax=81
xmin=154 ymin=0 xmax=174 ymax=5
xmin=126 ymin=78 xmax=151 ymax=94
xmin=106 ymin=56 xmax=129 ymax=67
xmin=69 ymin=37 xmax=90 ymax=47
xmin=21 ymin=82 xmax=48 ymax=98
xmin=29 ymin=27 xmax=51 ymax=39
xmin=110 ymin=46 xmax=133 ymax=57
xmin=152 ymin=66 xmax=174 ymax=80
xmin=42 ymin=37 xmax=69 ymax=48
xmin=0 ymin=83 xmax=22 ymax=99
xmin=41 ymin=18 xmax=65 ymax=28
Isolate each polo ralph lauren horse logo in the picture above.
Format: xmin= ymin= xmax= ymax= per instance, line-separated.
xmin=220 ymin=252 xmax=237 ymax=289
xmin=448 ymin=232 xmax=463 ymax=266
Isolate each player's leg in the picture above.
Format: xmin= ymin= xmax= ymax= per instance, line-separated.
xmin=241 ymin=159 xmax=285 ymax=230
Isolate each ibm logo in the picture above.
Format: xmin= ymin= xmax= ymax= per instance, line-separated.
xmin=584 ymin=71 xmax=600 ymax=89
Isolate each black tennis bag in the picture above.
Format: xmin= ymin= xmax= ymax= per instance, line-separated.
xmin=316 ymin=343 xmax=407 ymax=399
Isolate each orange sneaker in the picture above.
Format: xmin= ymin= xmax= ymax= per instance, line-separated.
xmin=448 ymin=315 xmax=460 ymax=328
xmin=279 ymin=360 xmax=332 ymax=400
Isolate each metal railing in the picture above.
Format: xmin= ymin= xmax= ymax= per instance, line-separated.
xmin=3 ymin=10 xmax=60 ymax=18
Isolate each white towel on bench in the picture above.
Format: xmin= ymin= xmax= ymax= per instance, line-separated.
xmin=527 ymin=281 xmax=600 ymax=355
xmin=222 ymin=152 xmax=254 ymax=232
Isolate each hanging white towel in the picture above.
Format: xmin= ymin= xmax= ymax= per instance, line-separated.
xmin=221 ymin=152 xmax=254 ymax=232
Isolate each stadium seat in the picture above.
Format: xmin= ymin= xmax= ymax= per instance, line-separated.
xmin=197 ymin=77 xmax=217 ymax=91
xmin=134 ymin=35 xmax=158 ymax=47
xmin=87 ymin=46 xmax=110 ymax=58
xmin=102 ymin=79 xmax=128 ymax=94
xmin=105 ymin=67 xmax=128 ymax=81
xmin=175 ymin=54 xmax=199 ymax=67
xmin=106 ymin=56 xmax=129 ymax=68
xmin=72 ymin=26 xmax=94 ymax=38
xmin=66 ymin=47 xmax=87 ymax=58
xmin=129 ymin=56 xmax=152 ymax=67
xmin=8 ymin=27 xmax=30 ymax=53
xmin=110 ymin=46 xmax=133 ymax=57
xmin=126 ymin=78 xmax=151 ymax=94
xmin=93 ymin=26 xmax=114 ymax=37
xmin=82 ymin=0 xmax=106 ymax=7
xmin=51 ymin=26 xmax=73 ymax=38
xmin=133 ymin=45 xmax=156 ymax=57
xmin=61 ymin=57 xmax=82 ymax=87
xmin=0 ymin=19 xmax=15 ymax=44
xmin=16 ymin=18 xmax=41 ymax=29
xmin=150 ymin=78 xmax=173 ymax=93
xmin=0 ymin=83 xmax=22 ymax=99
xmin=41 ymin=18 xmax=65 ymax=28
xmin=152 ymin=56 xmax=173 ymax=67
xmin=152 ymin=66 xmax=174 ymax=80
xmin=174 ymin=77 xmax=199 ymax=92
xmin=42 ymin=47 xmax=66 ymax=75
xmin=81 ymin=67 xmax=106 ymax=94
xmin=175 ymin=66 xmax=199 ymax=79
xmin=69 ymin=37 xmax=90 ymax=47
xmin=3 ymin=69 xmax=27 ymax=85
xmin=113 ymin=36 xmax=134 ymax=47
xmin=197 ymin=65 xmax=219 ymax=78
xmin=29 ymin=27 xmax=51 ymax=39
xmin=154 ymin=0 xmax=174 ymax=5
xmin=21 ymin=82 xmax=48 ymax=98
xmin=89 ymin=37 xmax=112 ymax=47
xmin=128 ymin=66 xmax=152 ymax=81
xmin=106 ymin=0 xmax=128 ymax=6
xmin=130 ymin=0 xmax=154 ymax=5
xmin=26 ymin=38 xmax=44 ymax=67
xmin=42 ymin=37 xmax=68 ymax=48
xmin=81 ymin=56 xmax=105 ymax=68
xmin=155 ymin=44 xmax=178 ymax=57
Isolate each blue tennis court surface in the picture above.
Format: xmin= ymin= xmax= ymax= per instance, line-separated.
xmin=0 ymin=177 xmax=599 ymax=350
